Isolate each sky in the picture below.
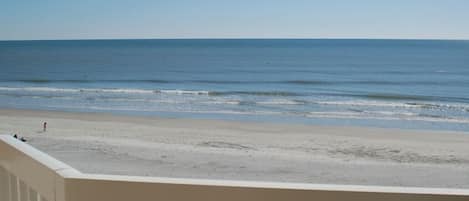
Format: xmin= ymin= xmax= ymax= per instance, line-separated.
xmin=1 ymin=0 xmax=469 ymax=40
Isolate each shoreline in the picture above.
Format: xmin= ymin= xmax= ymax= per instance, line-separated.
xmin=2 ymin=107 xmax=467 ymax=134
xmin=1 ymin=108 xmax=469 ymax=188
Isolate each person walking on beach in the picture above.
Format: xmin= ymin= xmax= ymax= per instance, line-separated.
xmin=43 ymin=122 xmax=47 ymax=132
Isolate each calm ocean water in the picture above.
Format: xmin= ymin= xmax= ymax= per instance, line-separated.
xmin=1 ymin=39 xmax=469 ymax=131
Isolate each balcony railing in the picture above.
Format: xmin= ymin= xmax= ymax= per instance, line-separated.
xmin=1 ymin=135 xmax=469 ymax=201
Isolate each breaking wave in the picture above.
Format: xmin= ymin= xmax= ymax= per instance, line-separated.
xmin=3 ymin=79 xmax=469 ymax=86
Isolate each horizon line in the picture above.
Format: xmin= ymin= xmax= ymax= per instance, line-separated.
xmin=1 ymin=37 xmax=469 ymax=42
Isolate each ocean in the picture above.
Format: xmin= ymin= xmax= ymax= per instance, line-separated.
xmin=1 ymin=39 xmax=468 ymax=131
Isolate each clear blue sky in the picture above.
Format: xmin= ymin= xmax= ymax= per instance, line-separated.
xmin=1 ymin=0 xmax=469 ymax=40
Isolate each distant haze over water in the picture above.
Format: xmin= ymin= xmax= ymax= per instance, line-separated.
xmin=1 ymin=39 xmax=469 ymax=131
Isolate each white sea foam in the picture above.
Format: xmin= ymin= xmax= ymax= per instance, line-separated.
xmin=316 ymin=100 xmax=417 ymax=108
xmin=0 ymin=86 xmax=155 ymax=94
xmin=30 ymin=96 xmax=75 ymax=100
xmin=159 ymin=90 xmax=210 ymax=95
xmin=316 ymin=100 xmax=469 ymax=112
xmin=62 ymin=105 xmax=282 ymax=116
xmin=0 ymin=86 xmax=210 ymax=95
xmin=203 ymin=100 xmax=241 ymax=105
xmin=366 ymin=111 xmax=416 ymax=116
xmin=306 ymin=111 xmax=469 ymax=124
xmin=92 ymin=88 xmax=155 ymax=94
xmin=0 ymin=87 xmax=79 ymax=93
xmin=203 ymin=99 xmax=304 ymax=106
xmin=256 ymin=99 xmax=304 ymax=105
xmin=190 ymin=110 xmax=283 ymax=116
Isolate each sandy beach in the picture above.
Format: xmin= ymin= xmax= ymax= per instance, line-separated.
xmin=1 ymin=108 xmax=469 ymax=188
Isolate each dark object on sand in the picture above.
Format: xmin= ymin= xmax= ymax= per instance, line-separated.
xmin=43 ymin=122 xmax=47 ymax=132
xmin=13 ymin=134 xmax=26 ymax=142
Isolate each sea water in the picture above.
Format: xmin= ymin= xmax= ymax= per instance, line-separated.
xmin=1 ymin=39 xmax=468 ymax=131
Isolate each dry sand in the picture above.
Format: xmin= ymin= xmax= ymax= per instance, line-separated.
xmin=1 ymin=108 xmax=469 ymax=188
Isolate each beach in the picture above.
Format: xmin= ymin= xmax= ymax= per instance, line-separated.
xmin=1 ymin=108 xmax=469 ymax=188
